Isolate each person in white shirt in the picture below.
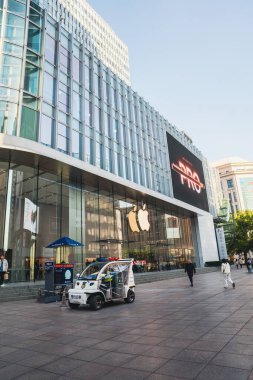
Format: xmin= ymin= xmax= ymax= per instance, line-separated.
xmin=0 ymin=253 xmax=8 ymax=286
xmin=221 ymin=259 xmax=235 ymax=289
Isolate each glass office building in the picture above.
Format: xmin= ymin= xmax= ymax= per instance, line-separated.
xmin=0 ymin=0 xmax=219 ymax=282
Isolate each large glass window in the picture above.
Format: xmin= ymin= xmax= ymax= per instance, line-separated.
xmin=24 ymin=62 xmax=39 ymax=95
xmin=29 ymin=6 xmax=42 ymax=27
xmin=41 ymin=114 xmax=53 ymax=146
xmin=3 ymin=41 xmax=22 ymax=57
xmin=57 ymin=123 xmax=69 ymax=153
xmin=73 ymin=56 xmax=80 ymax=83
xmin=20 ymin=106 xmax=38 ymax=140
xmin=72 ymin=130 xmax=81 ymax=159
xmin=0 ymin=101 xmax=17 ymax=135
xmin=5 ymin=13 xmax=25 ymax=45
xmin=45 ymin=34 xmax=56 ymax=65
xmin=58 ymin=82 xmax=69 ymax=113
xmin=7 ymin=0 xmax=26 ymax=16
xmin=73 ymin=92 xmax=81 ymax=120
xmin=0 ymin=54 xmax=22 ymax=89
xmin=27 ymin=22 xmax=41 ymax=53
xmin=43 ymin=72 xmax=55 ymax=104
xmin=60 ymin=46 xmax=70 ymax=75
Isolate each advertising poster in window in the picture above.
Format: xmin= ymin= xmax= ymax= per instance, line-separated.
xmin=166 ymin=133 xmax=209 ymax=212
xmin=23 ymin=198 xmax=39 ymax=234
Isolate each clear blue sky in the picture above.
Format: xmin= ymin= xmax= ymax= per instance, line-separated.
xmin=89 ymin=0 xmax=253 ymax=162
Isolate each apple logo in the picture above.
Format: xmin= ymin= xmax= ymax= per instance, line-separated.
xmin=128 ymin=206 xmax=140 ymax=233
xmin=137 ymin=204 xmax=150 ymax=232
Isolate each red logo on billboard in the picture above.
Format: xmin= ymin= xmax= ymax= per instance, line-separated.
xmin=171 ymin=160 xmax=205 ymax=194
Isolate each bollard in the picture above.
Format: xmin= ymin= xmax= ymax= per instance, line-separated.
xmin=60 ymin=287 xmax=67 ymax=307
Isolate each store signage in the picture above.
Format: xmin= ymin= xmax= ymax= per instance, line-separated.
xmin=166 ymin=133 xmax=209 ymax=212
xmin=128 ymin=204 xmax=150 ymax=233
xmin=171 ymin=161 xmax=205 ymax=194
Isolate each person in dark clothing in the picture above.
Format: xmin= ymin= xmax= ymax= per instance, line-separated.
xmin=185 ymin=260 xmax=196 ymax=287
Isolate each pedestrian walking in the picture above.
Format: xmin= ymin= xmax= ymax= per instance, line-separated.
xmin=0 ymin=252 xmax=8 ymax=286
xmin=247 ymin=258 xmax=253 ymax=273
xmin=221 ymin=259 xmax=235 ymax=289
xmin=234 ymin=255 xmax=239 ymax=269
xmin=239 ymin=255 xmax=243 ymax=269
xmin=185 ymin=259 xmax=196 ymax=287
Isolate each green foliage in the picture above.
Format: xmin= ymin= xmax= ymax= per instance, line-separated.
xmin=226 ymin=210 xmax=253 ymax=254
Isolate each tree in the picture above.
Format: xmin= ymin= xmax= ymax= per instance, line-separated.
xmin=226 ymin=210 xmax=253 ymax=254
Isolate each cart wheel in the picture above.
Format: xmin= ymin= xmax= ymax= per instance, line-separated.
xmin=90 ymin=294 xmax=103 ymax=311
xmin=124 ymin=289 xmax=135 ymax=303
xmin=68 ymin=302 xmax=79 ymax=309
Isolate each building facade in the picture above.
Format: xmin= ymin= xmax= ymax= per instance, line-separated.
xmin=0 ymin=0 xmax=218 ymax=283
xmin=58 ymin=0 xmax=131 ymax=84
xmin=212 ymin=157 xmax=253 ymax=213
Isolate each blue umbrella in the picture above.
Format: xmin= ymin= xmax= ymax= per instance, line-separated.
xmin=46 ymin=236 xmax=83 ymax=248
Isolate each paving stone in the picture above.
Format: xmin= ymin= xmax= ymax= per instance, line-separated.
xmin=96 ymin=351 xmax=135 ymax=366
xmin=15 ymin=369 xmax=59 ymax=380
xmin=189 ymin=339 xmax=227 ymax=352
xmin=196 ymin=364 xmax=250 ymax=380
xmin=103 ymin=367 xmax=150 ymax=380
xmin=222 ymin=342 xmax=253 ymax=355
xmin=39 ymin=357 xmax=84 ymax=375
xmin=68 ymin=348 xmax=108 ymax=361
xmin=122 ymin=355 xmax=168 ymax=372
xmin=141 ymin=346 xmax=181 ymax=359
xmin=156 ymin=359 xmax=204 ymax=379
xmin=173 ymin=349 xmax=216 ymax=363
xmin=64 ymin=362 xmax=114 ymax=379
xmin=0 ymin=363 xmax=32 ymax=380
xmin=211 ymin=352 xmax=253 ymax=370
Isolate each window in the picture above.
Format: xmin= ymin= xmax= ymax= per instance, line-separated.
xmin=60 ymin=46 xmax=70 ymax=75
xmin=58 ymin=82 xmax=69 ymax=113
xmin=24 ymin=62 xmax=39 ymax=95
xmin=40 ymin=114 xmax=53 ymax=146
xmin=20 ymin=106 xmax=38 ymax=140
xmin=27 ymin=22 xmax=41 ymax=53
xmin=29 ymin=7 xmax=42 ymax=27
xmin=8 ymin=0 xmax=26 ymax=16
xmin=0 ymin=54 xmax=22 ymax=89
xmin=73 ymin=56 xmax=80 ymax=82
xmin=5 ymin=13 xmax=25 ymax=45
xmin=45 ymin=34 xmax=56 ymax=65
xmin=94 ymin=106 xmax=101 ymax=131
xmin=73 ymin=92 xmax=80 ymax=120
xmin=227 ymin=179 xmax=234 ymax=189
xmin=57 ymin=123 xmax=69 ymax=153
xmin=0 ymin=101 xmax=17 ymax=135
xmin=85 ymin=99 xmax=91 ymax=126
xmin=3 ymin=41 xmax=22 ymax=57
xmin=72 ymin=130 xmax=81 ymax=159
xmin=43 ymin=72 xmax=55 ymax=103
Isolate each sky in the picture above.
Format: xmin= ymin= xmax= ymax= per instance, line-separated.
xmin=89 ymin=0 xmax=253 ymax=163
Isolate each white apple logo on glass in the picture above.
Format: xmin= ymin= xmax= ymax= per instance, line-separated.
xmin=138 ymin=204 xmax=150 ymax=232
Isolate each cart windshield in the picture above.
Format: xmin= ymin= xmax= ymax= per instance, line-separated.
xmin=79 ymin=262 xmax=106 ymax=280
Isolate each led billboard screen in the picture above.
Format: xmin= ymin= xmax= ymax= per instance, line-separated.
xmin=166 ymin=133 xmax=209 ymax=212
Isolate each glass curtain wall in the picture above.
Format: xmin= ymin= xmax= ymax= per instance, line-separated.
xmin=0 ymin=157 xmax=196 ymax=282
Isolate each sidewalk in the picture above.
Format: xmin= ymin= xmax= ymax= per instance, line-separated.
xmin=0 ymin=268 xmax=252 ymax=379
